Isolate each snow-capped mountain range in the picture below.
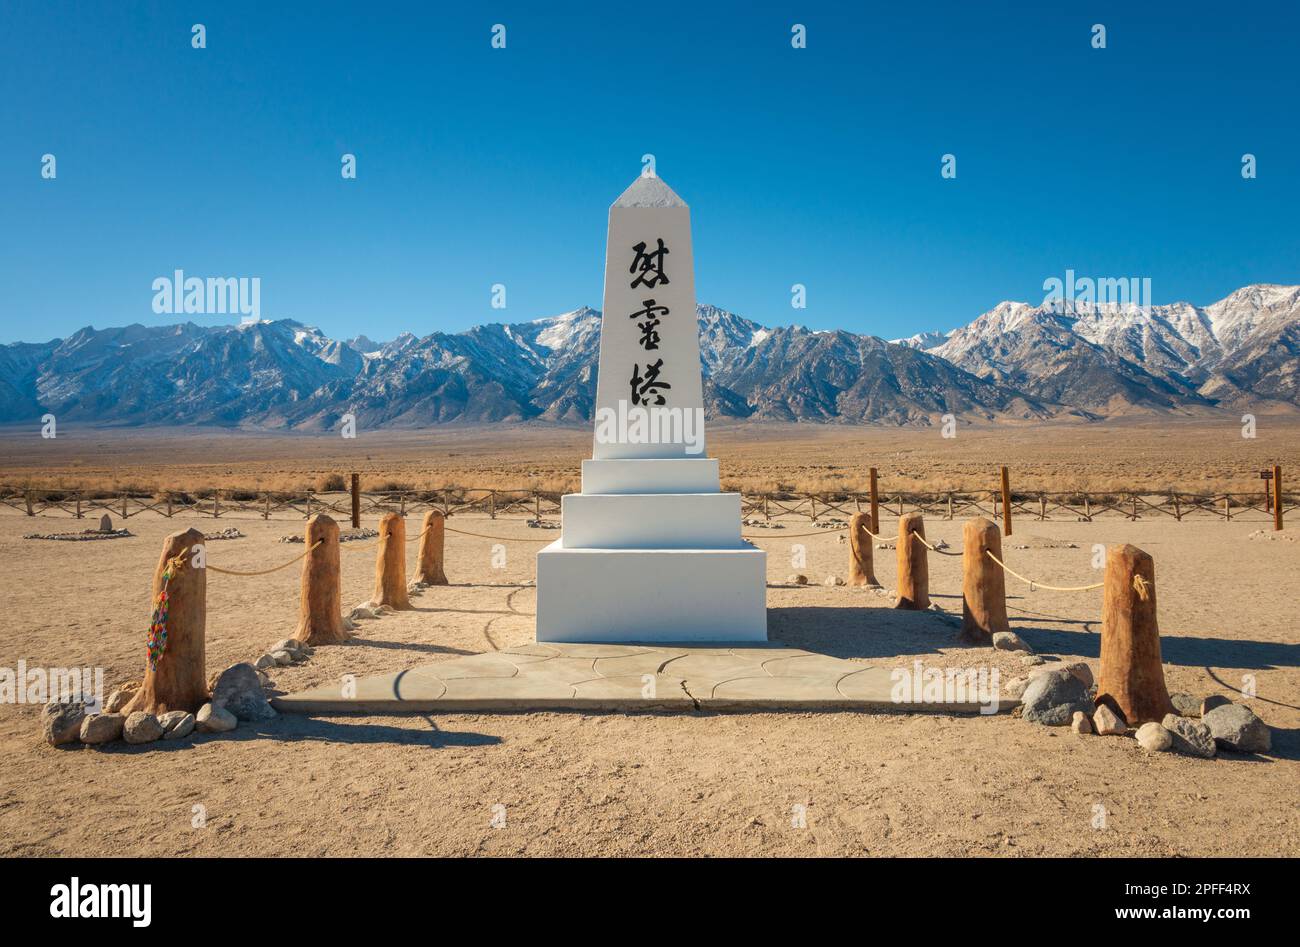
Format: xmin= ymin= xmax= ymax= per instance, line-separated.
xmin=0 ymin=284 xmax=1295 ymax=429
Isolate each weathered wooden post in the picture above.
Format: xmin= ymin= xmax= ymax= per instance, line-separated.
xmin=869 ymin=467 xmax=880 ymax=535
xmin=999 ymin=466 xmax=1012 ymax=536
xmin=372 ymin=512 xmax=413 ymax=610
xmin=895 ymin=512 xmax=930 ymax=610
xmin=122 ymin=527 xmax=208 ymax=715
xmin=25 ymin=490 xmax=34 ymax=516
xmin=1274 ymin=465 xmax=1284 ymax=531
xmin=351 ymin=473 xmax=361 ymax=529
xmin=293 ymin=514 xmax=348 ymax=645
xmin=1095 ymin=544 xmax=1174 ymax=726
xmin=959 ymin=517 xmax=1008 ymax=644
xmin=416 ymin=510 xmax=449 ymax=585
xmin=847 ymin=512 xmax=877 ymax=586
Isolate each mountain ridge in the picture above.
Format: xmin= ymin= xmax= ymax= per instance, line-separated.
xmin=1 ymin=283 xmax=1295 ymax=429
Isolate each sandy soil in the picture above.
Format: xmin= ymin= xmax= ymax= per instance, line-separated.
xmin=0 ymin=506 xmax=1296 ymax=857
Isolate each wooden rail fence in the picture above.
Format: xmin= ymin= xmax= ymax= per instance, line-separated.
xmin=3 ymin=484 xmax=1293 ymax=526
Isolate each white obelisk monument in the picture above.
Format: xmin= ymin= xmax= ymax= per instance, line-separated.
xmin=535 ymin=174 xmax=767 ymax=642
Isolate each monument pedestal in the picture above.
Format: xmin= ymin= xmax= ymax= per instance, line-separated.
xmin=537 ymin=457 xmax=767 ymax=642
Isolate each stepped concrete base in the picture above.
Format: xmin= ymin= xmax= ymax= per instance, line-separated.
xmin=536 ymin=540 xmax=766 ymax=642
xmin=581 ymin=458 xmax=720 ymax=494
xmin=273 ymin=642 xmax=1020 ymax=715
xmin=561 ymin=492 xmax=741 ymax=548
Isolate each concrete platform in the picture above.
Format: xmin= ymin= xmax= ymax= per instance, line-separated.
xmin=535 ymin=541 xmax=766 ymax=642
xmin=560 ymin=492 xmax=742 ymax=548
xmin=273 ymin=643 xmax=1018 ymax=715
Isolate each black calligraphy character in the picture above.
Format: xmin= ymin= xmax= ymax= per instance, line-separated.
xmin=630 ymin=359 xmax=671 ymax=406
xmin=629 ymin=239 xmax=670 ymax=289
xmin=629 ymin=299 xmax=668 ymax=351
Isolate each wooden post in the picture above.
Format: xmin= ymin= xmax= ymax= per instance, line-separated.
xmin=263 ymin=493 xmax=270 ymax=520
xmin=166 ymin=494 xmax=173 ymax=517
xmin=372 ymin=513 xmax=413 ymax=610
xmin=1095 ymin=544 xmax=1174 ymax=726
xmin=946 ymin=493 xmax=954 ymax=520
xmin=1039 ymin=494 xmax=1046 ymax=520
xmin=847 ymin=512 xmax=877 ymax=587
xmin=122 ymin=495 xmax=128 ymax=519
xmin=810 ymin=495 xmax=817 ymax=522
xmin=1224 ymin=496 xmax=1231 ymax=521
xmin=293 ymin=514 xmax=349 ymax=646
xmin=351 ymin=473 xmax=361 ymax=529
xmin=1274 ymin=465 xmax=1284 ymax=531
xmin=213 ymin=492 xmax=220 ymax=519
xmin=959 ymin=517 xmax=1008 ymax=644
xmin=122 ymin=528 xmax=208 ymax=716
xmin=868 ymin=468 xmax=880 ymax=535
xmin=895 ymin=512 xmax=930 ymax=610
xmin=75 ymin=492 xmax=82 ymax=519
xmin=24 ymin=490 xmax=34 ymax=516
xmin=416 ymin=510 xmax=449 ymax=585
xmin=999 ymin=466 xmax=1012 ymax=536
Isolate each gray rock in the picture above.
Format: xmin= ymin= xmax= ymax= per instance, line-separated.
xmin=42 ymin=700 xmax=86 ymax=746
xmin=255 ymin=653 xmax=277 ymax=670
xmin=1201 ymin=694 xmax=1231 ymax=716
xmin=1020 ymin=654 xmax=1046 ymax=667
xmin=270 ymin=650 xmax=295 ymax=667
xmin=1162 ymin=713 xmax=1216 ymax=758
xmin=992 ymin=631 xmax=1032 ymax=653
xmin=210 ymin=663 xmax=276 ymax=721
xmin=162 ymin=712 xmax=195 ymax=740
xmin=123 ymin=711 xmax=163 ymax=744
xmin=1202 ymin=704 xmax=1271 ymax=753
xmin=1170 ymin=692 xmax=1201 ymax=717
xmin=1021 ymin=668 xmax=1093 ymax=726
xmin=80 ymin=712 xmax=125 ymax=744
xmin=104 ymin=685 xmax=137 ymax=713
xmin=1136 ymin=722 xmax=1173 ymax=752
xmin=1061 ymin=662 xmax=1094 ymax=689
xmin=1003 ymin=676 xmax=1031 ymax=700
xmin=271 ymin=638 xmax=300 ymax=654
xmin=157 ymin=710 xmax=190 ymax=733
xmin=196 ymin=702 xmax=237 ymax=733
xmin=788 ymin=574 xmax=808 ymax=585
xmin=823 ymin=575 xmax=845 ymax=587
xmin=1071 ymin=711 xmax=1093 ymax=734
xmin=1092 ymin=703 xmax=1127 ymax=736
xmin=98 ymin=513 xmax=114 ymax=533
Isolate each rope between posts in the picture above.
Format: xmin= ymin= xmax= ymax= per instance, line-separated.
xmin=205 ymin=539 xmax=323 ymax=576
xmin=443 ymin=525 xmax=554 ymax=543
xmin=984 ymin=549 xmax=1103 ymax=592
xmin=909 ymin=530 xmax=962 ymax=556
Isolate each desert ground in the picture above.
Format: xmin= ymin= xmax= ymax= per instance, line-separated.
xmin=0 ymin=419 xmax=1297 ymax=857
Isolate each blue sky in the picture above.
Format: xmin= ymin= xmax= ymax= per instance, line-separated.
xmin=2 ymin=1 xmax=1297 ymax=345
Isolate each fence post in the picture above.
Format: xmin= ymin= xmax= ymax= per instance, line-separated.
xmin=75 ymin=492 xmax=82 ymax=519
xmin=869 ymin=467 xmax=880 ymax=535
xmin=372 ymin=513 xmax=413 ymax=610
xmin=809 ymin=495 xmax=817 ymax=522
xmin=1095 ymin=544 xmax=1174 ymax=726
xmin=263 ymin=493 xmax=270 ymax=520
xmin=351 ymin=473 xmax=360 ymax=528
xmin=895 ymin=512 xmax=930 ymax=610
xmin=947 ymin=492 xmax=954 ymax=520
xmin=1039 ymin=494 xmax=1046 ymax=520
xmin=213 ymin=492 xmax=220 ymax=519
xmin=959 ymin=517 xmax=1008 ymax=644
xmin=122 ymin=495 xmax=128 ymax=519
xmin=417 ymin=510 xmax=449 ymax=585
xmin=294 ymin=514 xmax=348 ymax=645
xmin=999 ymin=466 xmax=1012 ymax=536
xmin=25 ymin=490 xmax=34 ymax=516
xmin=1275 ymin=466 xmax=1284 ymax=531
xmin=122 ymin=527 xmax=208 ymax=715
xmin=848 ymin=512 xmax=877 ymax=586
